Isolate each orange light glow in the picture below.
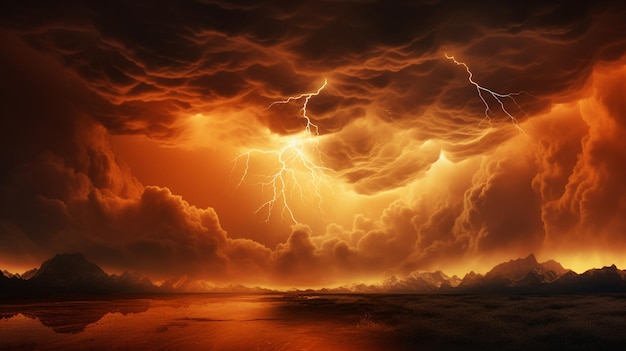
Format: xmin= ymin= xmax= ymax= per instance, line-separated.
xmin=2 ymin=1 xmax=626 ymax=288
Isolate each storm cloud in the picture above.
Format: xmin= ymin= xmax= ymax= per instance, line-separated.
xmin=2 ymin=1 xmax=626 ymax=285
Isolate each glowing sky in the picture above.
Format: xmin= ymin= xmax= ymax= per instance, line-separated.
xmin=2 ymin=1 xmax=626 ymax=287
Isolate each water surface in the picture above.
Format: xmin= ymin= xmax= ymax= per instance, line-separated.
xmin=0 ymin=294 xmax=387 ymax=350
xmin=2 ymin=294 xmax=626 ymax=350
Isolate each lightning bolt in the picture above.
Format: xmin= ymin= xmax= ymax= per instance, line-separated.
xmin=233 ymin=79 xmax=333 ymax=224
xmin=445 ymin=53 xmax=528 ymax=134
xmin=267 ymin=79 xmax=328 ymax=138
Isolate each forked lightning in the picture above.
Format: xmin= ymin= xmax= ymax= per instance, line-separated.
xmin=234 ymin=79 xmax=332 ymax=223
xmin=445 ymin=53 xmax=527 ymax=134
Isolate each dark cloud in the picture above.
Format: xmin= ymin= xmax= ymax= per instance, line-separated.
xmin=2 ymin=1 xmax=626 ymax=285
xmin=538 ymin=67 xmax=626 ymax=250
xmin=4 ymin=1 xmax=626 ymax=142
xmin=4 ymin=1 xmax=626 ymax=197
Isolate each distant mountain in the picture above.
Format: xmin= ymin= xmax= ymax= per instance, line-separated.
xmin=549 ymin=264 xmax=626 ymax=293
xmin=540 ymin=259 xmax=569 ymax=275
xmin=486 ymin=254 xmax=544 ymax=280
xmin=112 ymin=271 xmax=157 ymax=291
xmin=486 ymin=254 xmax=568 ymax=282
xmin=380 ymin=271 xmax=461 ymax=293
xmin=458 ymin=271 xmax=482 ymax=289
xmin=456 ymin=254 xmax=577 ymax=293
xmin=1 ymin=253 xmax=159 ymax=297
xmin=0 ymin=267 xmax=27 ymax=292
xmin=2 ymin=270 xmax=14 ymax=278
xmin=158 ymin=275 xmax=274 ymax=294
xmin=4 ymin=253 xmax=626 ymax=296
xmin=30 ymin=253 xmax=109 ymax=289
xmin=343 ymin=254 xmax=626 ymax=294
xmin=2 ymin=268 xmax=38 ymax=280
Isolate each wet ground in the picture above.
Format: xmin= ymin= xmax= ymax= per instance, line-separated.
xmin=1 ymin=294 xmax=626 ymax=350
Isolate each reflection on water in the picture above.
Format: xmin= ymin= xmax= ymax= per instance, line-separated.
xmin=4 ymin=294 xmax=626 ymax=350
xmin=0 ymin=299 xmax=150 ymax=334
xmin=0 ymin=294 xmax=388 ymax=351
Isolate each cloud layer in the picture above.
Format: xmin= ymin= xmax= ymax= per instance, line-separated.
xmin=2 ymin=1 xmax=626 ymax=285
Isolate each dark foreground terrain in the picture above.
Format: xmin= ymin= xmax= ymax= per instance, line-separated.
xmin=1 ymin=294 xmax=625 ymax=350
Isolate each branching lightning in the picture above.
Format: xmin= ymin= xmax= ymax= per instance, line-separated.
xmin=445 ymin=53 xmax=528 ymax=134
xmin=267 ymin=79 xmax=328 ymax=139
xmin=234 ymin=58 xmax=527 ymax=223
xmin=233 ymin=79 xmax=333 ymax=224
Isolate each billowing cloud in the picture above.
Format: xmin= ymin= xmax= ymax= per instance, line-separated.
xmin=538 ymin=67 xmax=626 ymax=252
xmin=2 ymin=1 xmax=626 ymax=285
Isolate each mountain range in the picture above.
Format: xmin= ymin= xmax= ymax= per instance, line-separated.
xmin=372 ymin=254 xmax=626 ymax=294
xmin=2 ymin=253 xmax=626 ymax=296
xmin=0 ymin=253 xmax=159 ymax=297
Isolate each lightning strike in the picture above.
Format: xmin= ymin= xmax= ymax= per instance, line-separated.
xmin=445 ymin=53 xmax=528 ymax=134
xmin=234 ymin=79 xmax=333 ymax=224
xmin=267 ymin=79 xmax=328 ymax=138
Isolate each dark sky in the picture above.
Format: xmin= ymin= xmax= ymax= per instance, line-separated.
xmin=2 ymin=1 xmax=626 ymax=287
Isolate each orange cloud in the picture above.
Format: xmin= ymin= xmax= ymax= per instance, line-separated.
xmin=3 ymin=1 xmax=626 ymax=287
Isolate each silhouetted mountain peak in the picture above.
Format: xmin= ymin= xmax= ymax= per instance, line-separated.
xmin=385 ymin=270 xmax=458 ymax=292
xmin=459 ymin=271 xmax=483 ymax=288
xmin=31 ymin=253 xmax=108 ymax=288
xmin=514 ymin=268 xmax=559 ymax=287
xmin=554 ymin=270 xmax=579 ymax=283
xmin=486 ymin=254 xmax=540 ymax=280
xmin=2 ymin=268 xmax=38 ymax=280
xmin=547 ymin=264 xmax=626 ymax=293
xmin=582 ymin=264 xmax=626 ymax=280
xmin=539 ymin=259 xmax=569 ymax=275
xmin=0 ymin=253 xmax=160 ymax=295
xmin=21 ymin=268 xmax=38 ymax=280
xmin=457 ymin=255 xmax=574 ymax=292
xmin=5 ymin=253 xmax=626 ymax=295
xmin=112 ymin=271 xmax=155 ymax=289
